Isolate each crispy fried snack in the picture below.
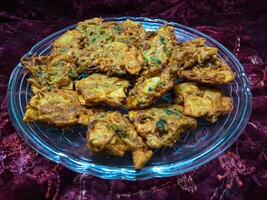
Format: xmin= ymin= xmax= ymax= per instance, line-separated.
xmin=128 ymin=105 xmax=197 ymax=149
xmin=76 ymin=18 xmax=113 ymax=50
xmin=76 ymin=18 xmax=144 ymax=75
xmin=52 ymin=30 xmax=83 ymax=50
xmin=142 ymin=26 xmax=176 ymax=73
xmin=21 ymin=54 xmax=76 ymax=94
xmin=78 ymin=107 xmax=104 ymax=127
xmin=90 ymin=42 xmax=143 ymax=76
xmin=76 ymin=73 xmax=129 ymax=107
xmin=170 ymin=38 xmax=216 ymax=69
xmin=107 ymin=19 xmax=146 ymax=46
xmin=170 ymin=38 xmax=235 ymax=84
xmin=50 ymin=30 xmax=92 ymax=74
xmin=179 ymin=61 xmax=236 ymax=85
xmin=125 ymin=66 xmax=176 ymax=109
xmin=174 ymin=82 xmax=233 ymax=122
xmin=86 ymin=112 xmax=153 ymax=169
xmin=77 ymin=18 xmax=146 ymax=48
xmin=23 ymin=90 xmax=81 ymax=127
xmin=75 ymin=19 xmax=145 ymax=76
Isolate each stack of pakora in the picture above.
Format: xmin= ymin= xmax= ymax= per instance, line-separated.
xmin=22 ymin=18 xmax=235 ymax=169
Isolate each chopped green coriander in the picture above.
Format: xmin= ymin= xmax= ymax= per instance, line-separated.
xmin=150 ymin=57 xmax=162 ymax=65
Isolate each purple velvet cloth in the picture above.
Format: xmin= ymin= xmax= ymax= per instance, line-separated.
xmin=0 ymin=1 xmax=267 ymax=199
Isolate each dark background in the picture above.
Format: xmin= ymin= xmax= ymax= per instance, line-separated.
xmin=0 ymin=1 xmax=267 ymax=200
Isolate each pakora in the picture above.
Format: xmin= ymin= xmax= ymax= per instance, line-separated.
xmin=107 ymin=19 xmax=146 ymax=46
xmin=23 ymin=90 xmax=81 ymax=127
xmin=171 ymin=38 xmax=235 ymax=84
xmin=75 ymin=18 xmax=144 ymax=76
xmin=125 ymin=65 xmax=176 ymax=109
xmin=169 ymin=38 xmax=216 ymax=69
xmin=52 ymin=30 xmax=83 ymax=51
xmin=174 ymin=82 xmax=233 ymax=122
xmin=89 ymin=42 xmax=143 ymax=76
xmin=86 ymin=112 xmax=153 ymax=169
xmin=142 ymin=26 xmax=176 ymax=74
xmin=78 ymin=107 xmax=104 ymax=127
xmin=21 ymin=54 xmax=76 ymax=94
xmin=128 ymin=104 xmax=197 ymax=149
xmin=76 ymin=73 xmax=129 ymax=107
xmin=179 ymin=61 xmax=236 ymax=85
xmin=76 ymin=18 xmax=112 ymax=50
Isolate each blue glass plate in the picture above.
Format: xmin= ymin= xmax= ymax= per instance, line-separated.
xmin=7 ymin=17 xmax=252 ymax=180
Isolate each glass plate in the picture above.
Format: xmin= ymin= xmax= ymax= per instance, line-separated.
xmin=7 ymin=17 xmax=252 ymax=180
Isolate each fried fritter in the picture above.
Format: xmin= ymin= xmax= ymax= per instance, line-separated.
xmin=76 ymin=73 xmax=129 ymax=107
xmin=107 ymin=19 xmax=146 ymax=47
xmin=170 ymin=38 xmax=217 ymax=69
xmin=86 ymin=112 xmax=153 ymax=169
xmin=170 ymin=38 xmax=235 ymax=84
xmin=21 ymin=54 xmax=77 ymax=94
xmin=23 ymin=90 xmax=81 ymax=127
xmin=142 ymin=26 xmax=176 ymax=73
xmin=90 ymin=42 xmax=143 ymax=75
xmin=52 ymin=30 xmax=83 ymax=50
xmin=77 ymin=18 xmax=146 ymax=48
xmin=75 ymin=19 xmax=145 ymax=76
xmin=179 ymin=61 xmax=236 ymax=85
xmin=76 ymin=18 xmax=112 ymax=50
xmin=128 ymin=105 xmax=197 ymax=149
xmin=78 ymin=107 xmax=104 ymax=127
xmin=50 ymin=30 xmax=92 ymax=74
xmin=125 ymin=65 xmax=176 ymax=109
xmin=174 ymin=82 xmax=233 ymax=122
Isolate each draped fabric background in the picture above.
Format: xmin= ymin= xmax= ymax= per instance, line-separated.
xmin=0 ymin=0 xmax=267 ymax=199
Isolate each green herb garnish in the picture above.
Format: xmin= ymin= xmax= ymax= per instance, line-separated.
xmin=55 ymin=60 xmax=65 ymax=68
xmin=156 ymin=119 xmax=168 ymax=133
xmin=150 ymin=57 xmax=162 ymax=65
xmin=148 ymin=87 xmax=154 ymax=92
xmin=91 ymin=38 xmax=96 ymax=43
xmin=115 ymin=129 xmax=128 ymax=139
xmin=160 ymin=36 xmax=166 ymax=45
xmin=68 ymin=69 xmax=78 ymax=79
xmin=113 ymin=25 xmax=122 ymax=34
xmin=165 ymin=109 xmax=181 ymax=117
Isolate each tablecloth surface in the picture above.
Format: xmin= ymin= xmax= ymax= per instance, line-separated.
xmin=0 ymin=1 xmax=267 ymax=199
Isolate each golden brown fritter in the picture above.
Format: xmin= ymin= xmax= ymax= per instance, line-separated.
xmin=21 ymin=54 xmax=76 ymax=94
xmin=174 ymin=82 xmax=233 ymax=122
xmin=77 ymin=18 xmax=146 ymax=48
xmin=52 ymin=30 xmax=83 ymax=50
xmin=128 ymin=105 xmax=197 ymax=149
xmin=170 ymin=38 xmax=216 ymax=69
xmin=86 ymin=112 xmax=153 ymax=169
xmin=125 ymin=65 xmax=176 ymax=109
xmin=75 ymin=19 xmax=145 ymax=76
xmin=78 ymin=107 xmax=104 ymax=127
xmin=142 ymin=26 xmax=176 ymax=74
xmin=23 ymin=90 xmax=81 ymax=127
xmin=76 ymin=73 xmax=129 ymax=107
xmin=107 ymin=19 xmax=146 ymax=47
xmin=50 ymin=30 xmax=91 ymax=74
xmin=89 ymin=42 xmax=143 ymax=76
xmin=179 ymin=61 xmax=236 ymax=85
xmin=76 ymin=18 xmax=112 ymax=50
xmin=170 ymin=38 xmax=235 ymax=84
